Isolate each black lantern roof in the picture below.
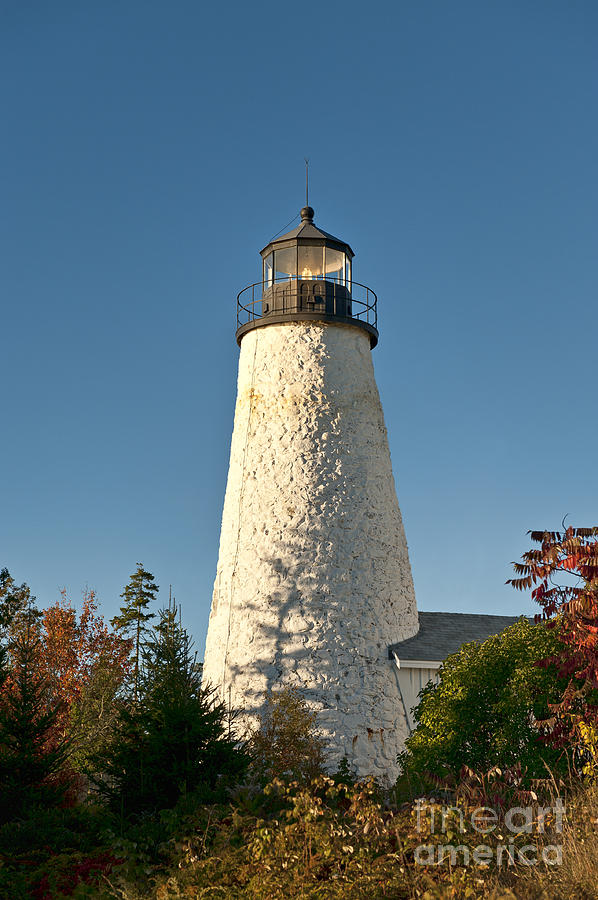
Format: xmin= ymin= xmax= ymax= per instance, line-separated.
xmin=260 ymin=206 xmax=355 ymax=259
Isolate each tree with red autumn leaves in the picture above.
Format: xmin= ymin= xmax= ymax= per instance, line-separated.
xmin=39 ymin=587 xmax=132 ymax=770
xmin=508 ymin=526 xmax=598 ymax=770
xmin=0 ymin=569 xmax=132 ymax=779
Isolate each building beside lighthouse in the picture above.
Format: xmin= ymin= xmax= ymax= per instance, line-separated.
xmin=202 ymin=206 xmax=518 ymax=783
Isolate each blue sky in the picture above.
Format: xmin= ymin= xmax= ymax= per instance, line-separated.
xmin=1 ymin=1 xmax=596 ymax=654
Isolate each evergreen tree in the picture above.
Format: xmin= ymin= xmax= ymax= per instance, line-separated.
xmin=0 ymin=622 xmax=68 ymax=823
xmin=111 ymin=563 xmax=157 ymax=702
xmin=0 ymin=567 xmax=41 ymax=642
xmin=96 ymin=599 xmax=248 ymax=818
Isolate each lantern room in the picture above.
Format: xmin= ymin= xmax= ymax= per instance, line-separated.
xmin=236 ymin=206 xmax=378 ymax=348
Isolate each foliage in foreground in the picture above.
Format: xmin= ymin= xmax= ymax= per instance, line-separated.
xmin=399 ymin=618 xmax=569 ymax=785
xmin=0 ymin=802 xmax=121 ymax=900
xmin=2 ymin=771 xmax=596 ymax=900
xmin=36 ymin=774 xmax=591 ymax=900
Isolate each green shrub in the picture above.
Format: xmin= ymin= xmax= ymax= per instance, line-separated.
xmin=398 ymin=618 xmax=570 ymax=784
xmin=0 ymin=801 xmax=116 ymax=900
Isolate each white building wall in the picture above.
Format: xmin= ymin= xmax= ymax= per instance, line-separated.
xmin=203 ymin=321 xmax=418 ymax=783
xmin=393 ymin=662 xmax=441 ymax=732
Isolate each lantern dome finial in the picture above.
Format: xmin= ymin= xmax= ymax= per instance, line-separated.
xmin=300 ymin=205 xmax=314 ymax=223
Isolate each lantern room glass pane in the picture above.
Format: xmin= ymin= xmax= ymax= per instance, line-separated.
xmin=325 ymin=248 xmax=344 ymax=284
xmin=345 ymin=258 xmax=352 ymax=290
xmin=274 ymin=247 xmax=296 ymax=280
xmin=298 ymin=245 xmax=324 ymax=280
xmin=263 ymin=252 xmax=273 ymax=288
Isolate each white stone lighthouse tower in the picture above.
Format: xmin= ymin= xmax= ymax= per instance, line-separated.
xmin=203 ymin=206 xmax=418 ymax=782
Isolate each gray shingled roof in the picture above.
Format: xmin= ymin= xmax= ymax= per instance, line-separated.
xmin=388 ymin=611 xmax=528 ymax=661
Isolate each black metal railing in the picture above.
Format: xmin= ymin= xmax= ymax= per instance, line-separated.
xmin=236 ymin=276 xmax=378 ymax=332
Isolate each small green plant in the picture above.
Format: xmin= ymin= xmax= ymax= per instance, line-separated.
xmin=248 ymin=686 xmax=327 ymax=784
xmin=333 ymin=754 xmax=356 ymax=785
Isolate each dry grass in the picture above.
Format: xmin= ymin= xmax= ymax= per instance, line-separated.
xmin=503 ymin=780 xmax=598 ymax=900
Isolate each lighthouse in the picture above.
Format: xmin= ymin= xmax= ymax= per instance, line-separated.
xmin=202 ymin=205 xmax=419 ymax=782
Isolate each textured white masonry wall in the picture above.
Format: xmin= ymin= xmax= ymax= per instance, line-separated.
xmin=203 ymin=321 xmax=418 ymax=783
